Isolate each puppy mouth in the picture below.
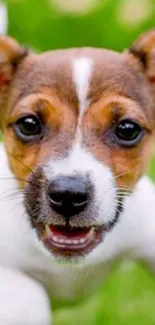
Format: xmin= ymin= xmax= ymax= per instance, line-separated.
xmin=36 ymin=224 xmax=105 ymax=257
xmin=34 ymin=202 xmax=122 ymax=258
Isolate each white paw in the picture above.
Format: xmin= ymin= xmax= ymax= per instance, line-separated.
xmin=0 ymin=267 xmax=51 ymax=325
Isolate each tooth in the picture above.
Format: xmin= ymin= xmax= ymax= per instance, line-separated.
xmin=45 ymin=224 xmax=52 ymax=237
xmin=72 ymin=240 xmax=79 ymax=244
xmin=79 ymin=238 xmax=86 ymax=244
xmin=52 ymin=236 xmax=58 ymax=242
xmin=58 ymin=238 xmax=65 ymax=244
xmin=87 ymin=227 xmax=95 ymax=240
xmin=65 ymin=239 xmax=72 ymax=244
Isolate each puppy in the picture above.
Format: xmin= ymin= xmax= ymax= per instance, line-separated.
xmin=0 ymin=30 xmax=155 ymax=325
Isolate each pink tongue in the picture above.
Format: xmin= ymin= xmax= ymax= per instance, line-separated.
xmin=49 ymin=225 xmax=90 ymax=240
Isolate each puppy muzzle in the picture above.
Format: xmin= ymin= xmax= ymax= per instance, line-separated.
xmin=24 ymin=164 xmax=122 ymax=259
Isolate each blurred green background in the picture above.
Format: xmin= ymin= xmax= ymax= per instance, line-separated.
xmin=2 ymin=0 xmax=155 ymax=324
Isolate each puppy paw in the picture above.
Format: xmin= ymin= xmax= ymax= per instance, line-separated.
xmin=0 ymin=267 xmax=51 ymax=325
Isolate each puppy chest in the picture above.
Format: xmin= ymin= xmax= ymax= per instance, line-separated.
xmin=27 ymin=262 xmax=112 ymax=304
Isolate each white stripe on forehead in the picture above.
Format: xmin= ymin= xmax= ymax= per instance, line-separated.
xmin=72 ymin=57 xmax=93 ymax=117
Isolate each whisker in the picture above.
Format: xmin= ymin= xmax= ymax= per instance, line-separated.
xmin=117 ymin=187 xmax=133 ymax=191
xmin=117 ymin=195 xmax=131 ymax=198
xmin=0 ymin=192 xmax=23 ymax=201
xmin=0 ymin=176 xmax=32 ymax=184
xmin=117 ymin=191 xmax=132 ymax=195
xmin=117 ymin=194 xmax=129 ymax=198
xmin=6 ymin=150 xmax=34 ymax=175
xmin=117 ymin=188 xmax=132 ymax=192
xmin=0 ymin=187 xmax=24 ymax=201
xmin=2 ymin=195 xmax=23 ymax=203
xmin=114 ymin=164 xmax=140 ymax=181
xmin=116 ymin=186 xmax=133 ymax=190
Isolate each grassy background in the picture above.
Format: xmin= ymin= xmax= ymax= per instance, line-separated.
xmin=3 ymin=0 xmax=155 ymax=323
xmin=54 ymin=262 xmax=155 ymax=325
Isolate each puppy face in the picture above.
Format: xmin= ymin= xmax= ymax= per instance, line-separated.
xmin=0 ymin=31 xmax=155 ymax=262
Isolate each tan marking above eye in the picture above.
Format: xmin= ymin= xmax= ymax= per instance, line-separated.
xmin=7 ymin=93 xmax=62 ymax=128
xmin=6 ymin=90 xmax=77 ymax=135
xmin=85 ymin=93 xmax=152 ymax=132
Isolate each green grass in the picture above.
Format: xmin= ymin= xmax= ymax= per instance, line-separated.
xmin=54 ymin=158 xmax=155 ymax=325
xmin=54 ymin=263 xmax=155 ymax=325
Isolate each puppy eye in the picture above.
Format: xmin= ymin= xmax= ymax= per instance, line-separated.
xmin=13 ymin=115 xmax=43 ymax=142
xmin=114 ymin=119 xmax=143 ymax=146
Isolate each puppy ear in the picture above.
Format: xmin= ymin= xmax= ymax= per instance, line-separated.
xmin=129 ymin=29 xmax=155 ymax=84
xmin=0 ymin=35 xmax=27 ymax=88
xmin=0 ymin=36 xmax=28 ymax=129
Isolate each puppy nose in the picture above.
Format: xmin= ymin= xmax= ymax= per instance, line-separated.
xmin=47 ymin=176 xmax=88 ymax=217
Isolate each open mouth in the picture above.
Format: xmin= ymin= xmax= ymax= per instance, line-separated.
xmin=37 ymin=224 xmax=105 ymax=257
xmin=34 ymin=200 xmax=122 ymax=258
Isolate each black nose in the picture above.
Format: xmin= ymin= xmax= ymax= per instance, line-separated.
xmin=47 ymin=176 xmax=89 ymax=218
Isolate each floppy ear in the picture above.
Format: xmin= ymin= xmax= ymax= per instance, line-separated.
xmin=129 ymin=29 xmax=155 ymax=84
xmin=0 ymin=36 xmax=27 ymax=128
xmin=0 ymin=35 xmax=27 ymax=87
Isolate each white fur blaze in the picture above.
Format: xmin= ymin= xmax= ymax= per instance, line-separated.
xmin=72 ymin=56 xmax=93 ymax=117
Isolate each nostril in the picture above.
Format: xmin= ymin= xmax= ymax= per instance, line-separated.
xmin=47 ymin=176 xmax=89 ymax=217
xmin=48 ymin=191 xmax=63 ymax=207
xmin=71 ymin=192 xmax=88 ymax=207
xmin=48 ymin=189 xmax=88 ymax=207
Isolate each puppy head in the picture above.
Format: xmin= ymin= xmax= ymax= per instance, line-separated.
xmin=0 ymin=31 xmax=155 ymax=263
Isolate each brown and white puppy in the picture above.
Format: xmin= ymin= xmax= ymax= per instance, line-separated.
xmin=0 ymin=30 xmax=155 ymax=325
